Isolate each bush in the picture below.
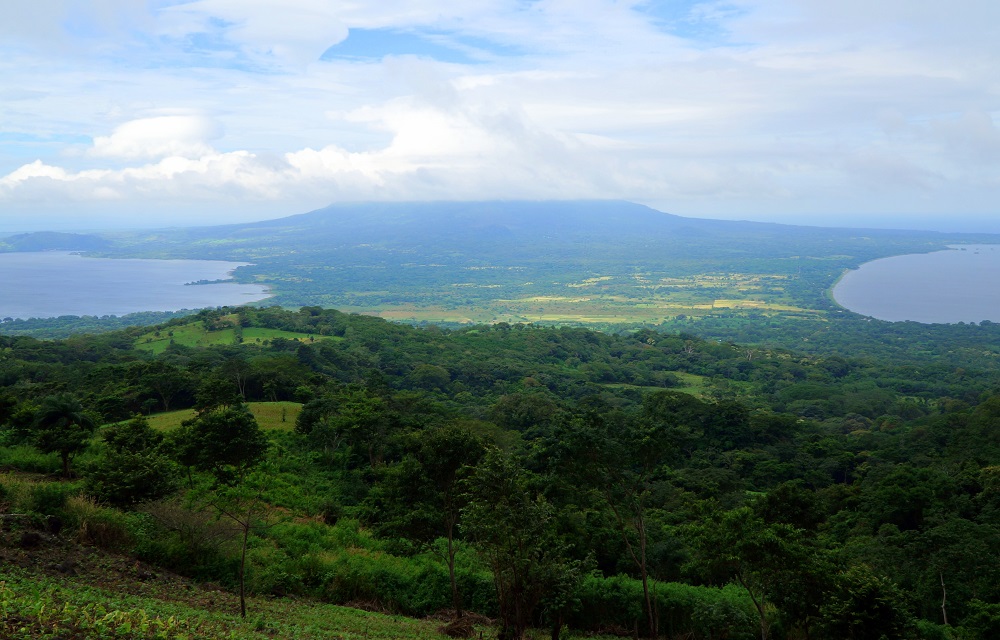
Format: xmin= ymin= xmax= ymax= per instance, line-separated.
xmin=138 ymin=498 xmax=236 ymax=580
xmin=61 ymin=495 xmax=143 ymax=552
xmin=84 ymin=451 xmax=181 ymax=507
xmin=247 ymin=543 xmax=300 ymax=596
xmin=306 ymin=546 xmax=494 ymax=617
xmin=960 ymin=600 xmax=1000 ymax=640
xmin=913 ymin=619 xmax=957 ymax=640
xmin=0 ymin=445 xmax=61 ymax=474
xmin=27 ymin=482 xmax=76 ymax=515
xmin=252 ymin=518 xmax=494 ymax=613
xmin=569 ymin=574 xmax=756 ymax=639
xmin=0 ymin=475 xmax=81 ymax=516
xmin=818 ymin=565 xmax=913 ymax=640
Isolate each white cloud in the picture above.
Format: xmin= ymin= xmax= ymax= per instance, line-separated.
xmin=1 ymin=0 xmax=1000 ymax=231
xmin=90 ymin=115 xmax=221 ymax=160
xmin=160 ymin=0 xmax=349 ymax=66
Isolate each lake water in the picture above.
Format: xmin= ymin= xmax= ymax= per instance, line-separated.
xmin=0 ymin=252 xmax=270 ymax=320
xmin=832 ymin=245 xmax=1000 ymax=323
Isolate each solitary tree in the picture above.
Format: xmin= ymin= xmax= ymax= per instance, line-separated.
xmin=174 ymin=404 xmax=268 ymax=483
xmin=194 ymin=464 xmax=275 ymax=619
xmin=175 ymin=404 xmax=272 ymax=618
xmin=33 ymin=393 xmax=97 ymax=477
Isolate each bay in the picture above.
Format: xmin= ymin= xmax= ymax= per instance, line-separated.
xmin=832 ymin=245 xmax=1000 ymax=323
xmin=0 ymin=252 xmax=270 ymax=320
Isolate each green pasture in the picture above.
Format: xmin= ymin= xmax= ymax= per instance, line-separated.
xmin=601 ymin=371 xmax=712 ymax=398
xmin=143 ymin=402 xmax=302 ymax=432
xmin=670 ymin=371 xmax=713 ymax=395
xmin=135 ymin=323 xmax=336 ymax=354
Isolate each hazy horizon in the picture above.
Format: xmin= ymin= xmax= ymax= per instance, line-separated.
xmin=2 ymin=201 xmax=1000 ymax=237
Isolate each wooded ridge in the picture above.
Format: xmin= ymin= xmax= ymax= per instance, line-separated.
xmin=1 ymin=305 xmax=998 ymax=639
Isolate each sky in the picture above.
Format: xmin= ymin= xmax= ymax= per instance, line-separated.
xmin=1 ymin=1 xmax=1000 ymax=233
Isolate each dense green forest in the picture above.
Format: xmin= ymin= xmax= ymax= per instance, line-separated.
xmin=2 ymin=305 xmax=999 ymax=639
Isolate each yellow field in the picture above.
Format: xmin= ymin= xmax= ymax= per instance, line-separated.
xmin=341 ymin=267 xmax=820 ymax=325
xmin=711 ymin=299 xmax=808 ymax=311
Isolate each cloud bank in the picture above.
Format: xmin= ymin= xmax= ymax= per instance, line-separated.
xmin=1 ymin=1 xmax=999 ymax=231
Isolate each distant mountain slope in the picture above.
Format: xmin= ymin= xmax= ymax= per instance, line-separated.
xmin=0 ymin=231 xmax=112 ymax=253
xmin=48 ymin=200 xmax=1000 ymax=318
xmin=101 ymin=199 xmax=979 ymax=262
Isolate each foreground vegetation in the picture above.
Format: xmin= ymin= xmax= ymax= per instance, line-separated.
xmin=2 ymin=305 xmax=999 ymax=639
xmin=0 ymin=539 xmax=476 ymax=639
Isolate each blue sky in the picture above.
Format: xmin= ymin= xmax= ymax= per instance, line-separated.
xmin=1 ymin=1 xmax=999 ymax=232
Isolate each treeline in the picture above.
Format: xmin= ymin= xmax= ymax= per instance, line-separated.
xmin=1 ymin=306 xmax=999 ymax=639
xmin=0 ymin=309 xmax=195 ymax=339
xmin=657 ymin=311 xmax=1000 ymax=370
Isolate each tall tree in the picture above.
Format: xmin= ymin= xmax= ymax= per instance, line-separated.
xmin=369 ymin=424 xmax=486 ymax=618
xmin=296 ymin=388 xmax=394 ymax=469
xmin=552 ymin=408 xmax=674 ymax=638
xmin=685 ymin=506 xmax=816 ymax=640
xmin=141 ymin=361 xmax=192 ymax=412
xmin=463 ymin=448 xmax=580 ymax=640
xmin=33 ymin=393 xmax=97 ymax=477
xmin=174 ymin=404 xmax=268 ymax=483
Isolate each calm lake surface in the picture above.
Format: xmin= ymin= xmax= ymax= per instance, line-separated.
xmin=0 ymin=252 xmax=270 ymax=319
xmin=832 ymin=245 xmax=1000 ymax=323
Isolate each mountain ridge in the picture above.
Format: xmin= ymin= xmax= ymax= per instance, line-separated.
xmin=2 ymin=200 xmax=993 ymax=257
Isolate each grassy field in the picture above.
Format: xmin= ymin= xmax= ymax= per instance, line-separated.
xmin=143 ymin=402 xmax=302 ymax=432
xmin=135 ymin=322 xmax=337 ymax=355
xmin=358 ymin=298 xmax=820 ymax=326
xmin=601 ymin=371 xmax=712 ymax=398
xmin=327 ymin=269 xmax=824 ymax=326
xmin=350 ymin=270 xmax=820 ymax=325
xmin=670 ymin=371 xmax=714 ymax=396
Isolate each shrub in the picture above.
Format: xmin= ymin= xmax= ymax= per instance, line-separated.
xmin=817 ymin=565 xmax=914 ymax=640
xmin=0 ymin=475 xmax=81 ymax=516
xmin=27 ymin=482 xmax=77 ymax=515
xmin=61 ymin=495 xmax=138 ymax=551
xmin=314 ymin=547 xmax=493 ymax=617
xmin=0 ymin=445 xmax=61 ymax=474
xmin=960 ymin=600 xmax=1000 ymax=640
xmin=913 ymin=619 xmax=957 ymax=640
xmin=138 ymin=498 xmax=236 ymax=579
xmin=247 ymin=543 xmax=300 ymax=596
xmin=569 ymin=574 xmax=756 ymax=639
xmin=84 ymin=451 xmax=181 ymax=507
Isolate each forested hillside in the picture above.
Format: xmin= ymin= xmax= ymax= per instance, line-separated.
xmin=1 ymin=305 xmax=998 ymax=639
